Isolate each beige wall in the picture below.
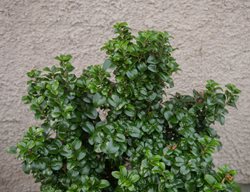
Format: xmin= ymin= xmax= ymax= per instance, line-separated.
xmin=1 ymin=0 xmax=250 ymax=191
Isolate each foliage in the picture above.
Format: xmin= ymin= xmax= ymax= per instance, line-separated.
xmin=9 ymin=22 xmax=241 ymax=192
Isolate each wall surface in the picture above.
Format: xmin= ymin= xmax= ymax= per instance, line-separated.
xmin=0 ymin=0 xmax=250 ymax=191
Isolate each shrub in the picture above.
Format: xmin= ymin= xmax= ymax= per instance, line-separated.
xmin=9 ymin=22 xmax=241 ymax=192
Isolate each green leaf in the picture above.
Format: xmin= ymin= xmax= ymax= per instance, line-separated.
xmin=175 ymin=157 xmax=184 ymax=164
xmin=22 ymin=95 xmax=30 ymax=104
xmin=72 ymin=139 xmax=82 ymax=150
xmin=27 ymin=70 xmax=35 ymax=78
xmin=205 ymin=174 xmax=217 ymax=185
xmin=158 ymin=162 xmax=165 ymax=171
xmin=99 ymin=179 xmax=110 ymax=189
xmin=217 ymin=115 xmax=225 ymax=125
xmin=51 ymin=160 xmax=63 ymax=171
xmin=64 ymin=105 xmax=73 ymax=112
xmin=108 ymin=94 xmax=123 ymax=108
xmin=76 ymin=79 xmax=85 ymax=87
xmin=85 ymin=107 xmax=98 ymax=119
xmin=151 ymin=155 xmax=161 ymax=163
xmin=70 ymin=124 xmax=78 ymax=130
xmin=164 ymin=111 xmax=173 ymax=120
xmin=148 ymin=92 xmax=157 ymax=101
xmin=55 ymin=54 xmax=72 ymax=62
xmin=120 ymin=166 xmax=127 ymax=176
xmin=51 ymin=80 xmax=59 ymax=92
xmin=126 ymin=68 xmax=138 ymax=80
xmin=180 ymin=166 xmax=189 ymax=175
xmin=130 ymin=174 xmax=140 ymax=183
xmin=137 ymin=63 xmax=147 ymax=72
xmin=51 ymin=107 xmax=61 ymax=118
xmin=159 ymin=72 xmax=170 ymax=82
xmin=61 ymin=145 xmax=73 ymax=158
xmin=77 ymin=151 xmax=86 ymax=160
xmin=115 ymin=133 xmax=126 ymax=143
xmin=112 ymin=171 xmax=120 ymax=179
xmin=37 ymin=96 xmax=45 ymax=104
xmin=103 ymin=59 xmax=114 ymax=70
xmin=82 ymin=121 xmax=95 ymax=134
xmin=226 ymin=83 xmax=241 ymax=94
xmin=112 ymin=94 xmax=121 ymax=103
xmin=148 ymin=64 xmax=157 ymax=72
xmin=124 ymin=109 xmax=136 ymax=117
xmin=27 ymin=69 xmax=41 ymax=78
xmin=93 ymin=93 xmax=106 ymax=106
xmin=67 ymin=161 xmax=75 ymax=170
xmin=128 ymin=126 xmax=142 ymax=138
xmin=65 ymin=63 xmax=75 ymax=72
xmin=106 ymin=140 xmax=119 ymax=154
xmin=147 ymin=55 xmax=157 ymax=64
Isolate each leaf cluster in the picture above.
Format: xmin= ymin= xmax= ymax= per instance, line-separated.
xmin=9 ymin=23 xmax=241 ymax=192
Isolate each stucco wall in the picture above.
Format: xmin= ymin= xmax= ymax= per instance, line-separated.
xmin=0 ymin=0 xmax=250 ymax=191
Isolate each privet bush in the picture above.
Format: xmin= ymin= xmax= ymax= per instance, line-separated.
xmin=9 ymin=23 xmax=241 ymax=192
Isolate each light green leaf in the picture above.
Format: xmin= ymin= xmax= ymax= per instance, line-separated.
xmin=112 ymin=171 xmax=120 ymax=179
xmin=99 ymin=179 xmax=110 ymax=188
xmin=164 ymin=111 xmax=173 ymax=120
xmin=148 ymin=64 xmax=157 ymax=72
xmin=205 ymin=174 xmax=217 ymax=185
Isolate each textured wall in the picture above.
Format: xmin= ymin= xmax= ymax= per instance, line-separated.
xmin=0 ymin=0 xmax=250 ymax=191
